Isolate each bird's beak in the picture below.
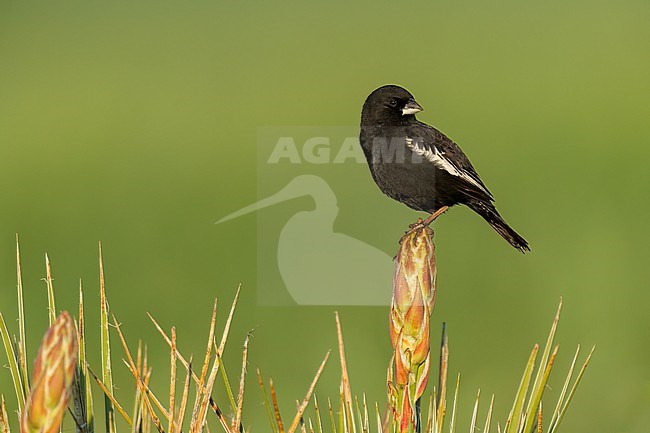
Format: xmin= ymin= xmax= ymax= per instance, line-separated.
xmin=401 ymin=99 xmax=423 ymax=115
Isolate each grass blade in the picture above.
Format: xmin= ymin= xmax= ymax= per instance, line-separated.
xmin=549 ymin=346 xmax=595 ymax=433
xmin=297 ymin=401 xmax=306 ymax=433
xmin=469 ymin=389 xmax=480 ymax=433
xmin=0 ymin=314 xmax=25 ymax=411
xmin=271 ymin=379 xmax=285 ymax=433
xmin=287 ymin=351 xmax=330 ymax=433
xmin=431 ymin=391 xmax=439 ymax=433
xmin=218 ymin=353 xmax=237 ymax=414
xmin=113 ymin=317 xmax=170 ymax=424
xmin=193 ymin=339 xmax=226 ymax=432
xmin=437 ymin=324 xmax=449 ymax=427
xmin=522 ymin=301 xmax=562 ymax=430
xmin=148 ymin=300 xmax=230 ymax=431
xmin=327 ymin=398 xmax=336 ymax=433
xmin=216 ymin=286 xmax=242 ymax=415
xmin=335 ymin=312 xmax=353 ymax=429
xmin=233 ymin=334 xmax=251 ymax=432
xmin=258 ymin=369 xmax=278 ymax=433
xmin=72 ymin=279 xmax=94 ymax=433
xmin=521 ymin=346 xmax=558 ymax=433
xmin=140 ymin=366 xmax=166 ymax=433
xmin=176 ymin=358 xmax=193 ymax=433
xmin=505 ymin=344 xmax=538 ymax=433
xmin=99 ymin=242 xmax=117 ymax=433
xmin=169 ymin=327 xmax=177 ymax=433
xmin=483 ymin=394 xmax=494 ymax=433
xmin=87 ymin=365 xmax=132 ymax=426
xmin=527 ymin=301 xmax=561 ymax=403
xmin=313 ymin=396 xmax=323 ymax=433
xmin=218 ymin=284 xmax=241 ymax=356
xmin=199 ymin=299 xmax=218 ymax=391
xmin=131 ymin=372 xmax=144 ymax=433
xmin=362 ymin=394 xmax=369 ymax=433
xmin=15 ymin=235 xmax=29 ymax=396
xmin=548 ymin=346 xmax=580 ymax=430
xmin=449 ymin=374 xmax=460 ymax=433
xmin=375 ymin=402 xmax=382 ymax=433
xmin=45 ymin=254 xmax=56 ymax=325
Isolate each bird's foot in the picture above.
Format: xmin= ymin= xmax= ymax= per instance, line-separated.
xmin=401 ymin=218 xmax=427 ymax=243
xmin=408 ymin=218 xmax=425 ymax=230
xmin=399 ymin=207 xmax=450 ymax=243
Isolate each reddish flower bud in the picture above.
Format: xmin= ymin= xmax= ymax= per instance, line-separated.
xmin=21 ymin=312 xmax=78 ymax=433
xmin=388 ymin=227 xmax=437 ymax=431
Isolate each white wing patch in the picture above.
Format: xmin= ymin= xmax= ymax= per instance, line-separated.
xmin=405 ymin=137 xmax=491 ymax=196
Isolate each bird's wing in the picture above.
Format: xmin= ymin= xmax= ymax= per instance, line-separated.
xmin=405 ymin=123 xmax=494 ymax=201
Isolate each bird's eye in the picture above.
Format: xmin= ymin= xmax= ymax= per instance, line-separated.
xmin=389 ymin=99 xmax=397 ymax=107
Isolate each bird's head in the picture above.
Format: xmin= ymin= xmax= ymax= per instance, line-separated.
xmin=361 ymin=85 xmax=423 ymax=126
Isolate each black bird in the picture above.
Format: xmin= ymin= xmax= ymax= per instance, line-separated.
xmin=359 ymin=85 xmax=529 ymax=252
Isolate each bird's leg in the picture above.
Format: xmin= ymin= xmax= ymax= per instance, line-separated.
xmin=401 ymin=206 xmax=450 ymax=242
xmin=421 ymin=206 xmax=449 ymax=227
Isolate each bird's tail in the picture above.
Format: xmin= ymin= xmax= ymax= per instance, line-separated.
xmin=467 ymin=200 xmax=530 ymax=253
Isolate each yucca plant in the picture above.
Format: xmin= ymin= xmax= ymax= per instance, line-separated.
xmin=1 ymin=240 xmax=254 ymax=433
xmin=384 ymin=226 xmax=593 ymax=433
xmin=266 ymin=226 xmax=594 ymax=433
xmin=1 ymin=235 xmax=593 ymax=433
xmin=1 ymin=239 xmax=332 ymax=433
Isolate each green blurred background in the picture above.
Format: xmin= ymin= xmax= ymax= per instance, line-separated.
xmin=1 ymin=1 xmax=649 ymax=431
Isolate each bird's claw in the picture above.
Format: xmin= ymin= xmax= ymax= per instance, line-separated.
xmin=400 ymin=218 xmax=429 ymax=243
xmin=407 ymin=218 xmax=425 ymax=231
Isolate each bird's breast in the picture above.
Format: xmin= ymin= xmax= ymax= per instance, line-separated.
xmin=360 ymin=128 xmax=463 ymax=212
